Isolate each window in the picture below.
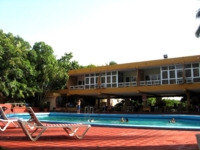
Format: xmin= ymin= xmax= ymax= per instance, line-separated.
xmin=101 ymin=76 xmax=105 ymax=83
xmin=185 ymin=70 xmax=191 ymax=77
xmin=112 ymin=71 xmax=116 ymax=75
xmin=169 ymin=71 xmax=175 ymax=78
xmin=85 ymin=78 xmax=89 ymax=84
xmin=162 ymin=71 xmax=168 ymax=79
xmin=169 ymin=66 xmax=175 ymax=69
xmin=162 ymin=66 xmax=168 ymax=70
xmin=107 ymin=76 xmax=111 ymax=83
xmin=184 ymin=64 xmax=191 ymax=68
xmin=90 ymin=78 xmax=94 ymax=84
xmin=192 ymin=63 xmax=199 ymax=68
xmin=176 ymin=65 xmax=182 ymax=69
xmin=95 ymin=77 xmax=99 ymax=83
xmin=193 ymin=69 xmax=199 ymax=77
xmin=112 ymin=76 xmax=117 ymax=82
xmin=176 ymin=70 xmax=183 ymax=78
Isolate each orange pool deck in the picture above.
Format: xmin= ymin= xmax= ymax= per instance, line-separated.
xmin=0 ymin=122 xmax=199 ymax=150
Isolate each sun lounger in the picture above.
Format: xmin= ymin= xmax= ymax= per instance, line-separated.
xmin=0 ymin=106 xmax=19 ymax=131
xmin=17 ymin=107 xmax=91 ymax=141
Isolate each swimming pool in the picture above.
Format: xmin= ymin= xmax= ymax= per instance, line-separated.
xmin=8 ymin=112 xmax=200 ymax=130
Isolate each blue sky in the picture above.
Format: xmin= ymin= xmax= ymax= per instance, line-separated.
xmin=0 ymin=0 xmax=200 ymax=66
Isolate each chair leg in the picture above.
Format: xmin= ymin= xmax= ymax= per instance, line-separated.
xmin=0 ymin=121 xmax=12 ymax=131
xmin=63 ymin=125 xmax=91 ymax=139
xmin=19 ymin=122 xmax=47 ymax=141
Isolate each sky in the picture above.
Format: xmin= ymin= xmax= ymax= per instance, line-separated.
xmin=0 ymin=0 xmax=200 ymax=66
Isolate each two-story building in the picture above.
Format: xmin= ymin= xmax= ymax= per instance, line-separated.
xmin=47 ymin=55 xmax=200 ymax=112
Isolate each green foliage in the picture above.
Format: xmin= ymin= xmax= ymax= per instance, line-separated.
xmin=147 ymin=98 xmax=156 ymax=106
xmin=87 ymin=64 xmax=96 ymax=68
xmin=105 ymin=61 xmax=117 ymax=66
xmin=162 ymin=99 xmax=181 ymax=107
xmin=0 ymin=29 xmax=80 ymax=103
xmin=0 ymin=29 xmax=38 ymax=101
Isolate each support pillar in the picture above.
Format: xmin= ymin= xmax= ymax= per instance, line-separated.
xmin=107 ymin=96 xmax=110 ymax=106
xmin=142 ymin=94 xmax=147 ymax=106
xmin=186 ymin=91 xmax=190 ymax=111
xmin=125 ymin=98 xmax=130 ymax=107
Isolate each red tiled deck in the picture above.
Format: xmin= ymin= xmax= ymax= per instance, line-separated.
xmin=0 ymin=123 xmax=199 ymax=150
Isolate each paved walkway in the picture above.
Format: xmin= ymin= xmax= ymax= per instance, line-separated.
xmin=0 ymin=123 xmax=199 ymax=150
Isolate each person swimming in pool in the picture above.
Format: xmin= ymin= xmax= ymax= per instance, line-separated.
xmin=169 ymin=118 xmax=176 ymax=123
xmin=126 ymin=118 xmax=129 ymax=122
xmin=88 ymin=119 xmax=94 ymax=122
xmin=120 ymin=117 xmax=124 ymax=122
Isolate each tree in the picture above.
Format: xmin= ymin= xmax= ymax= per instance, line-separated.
xmin=105 ymin=61 xmax=117 ymax=66
xmin=87 ymin=64 xmax=96 ymax=68
xmin=52 ymin=53 xmax=74 ymax=90
xmin=0 ymin=30 xmax=38 ymax=101
xmin=30 ymin=42 xmax=59 ymax=105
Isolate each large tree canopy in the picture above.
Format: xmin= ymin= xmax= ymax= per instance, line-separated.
xmin=0 ymin=30 xmax=38 ymax=101
xmin=0 ymin=30 xmax=81 ymax=103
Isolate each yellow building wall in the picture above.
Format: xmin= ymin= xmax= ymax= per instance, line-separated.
xmin=43 ymin=97 xmax=56 ymax=110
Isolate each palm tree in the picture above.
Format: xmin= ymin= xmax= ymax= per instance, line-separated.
xmin=195 ymin=9 xmax=200 ymax=37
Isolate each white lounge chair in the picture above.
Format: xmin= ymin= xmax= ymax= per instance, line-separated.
xmin=17 ymin=107 xmax=91 ymax=141
xmin=0 ymin=106 xmax=19 ymax=131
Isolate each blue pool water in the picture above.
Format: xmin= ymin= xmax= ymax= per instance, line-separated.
xmin=8 ymin=113 xmax=200 ymax=130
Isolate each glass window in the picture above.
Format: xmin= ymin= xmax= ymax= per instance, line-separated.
xmin=112 ymin=83 xmax=117 ymax=87
xmin=157 ymin=74 xmax=160 ymax=80
xmin=112 ymin=71 xmax=116 ymax=75
xmin=162 ymin=66 xmax=168 ymax=70
xmin=185 ymin=69 xmax=191 ymax=77
xmin=169 ymin=71 xmax=175 ymax=78
xmin=90 ymin=78 xmax=94 ymax=84
xmin=194 ymin=78 xmax=200 ymax=82
xmin=96 ymin=73 xmax=99 ymax=76
xmin=176 ymin=65 xmax=182 ymax=69
xmin=169 ymin=79 xmax=176 ymax=84
xmin=112 ymin=76 xmax=116 ymax=82
xmin=192 ymin=63 xmax=199 ymax=68
xmin=96 ymin=77 xmax=99 ymax=83
xmin=184 ymin=64 xmax=191 ymax=68
xmin=193 ymin=69 xmax=199 ymax=77
xmin=85 ymin=74 xmax=89 ymax=77
xmin=90 ymin=74 xmax=94 ymax=77
xmin=177 ymin=70 xmax=183 ymax=78
xmin=107 ymin=76 xmax=111 ymax=83
xmin=162 ymin=71 xmax=168 ymax=79
xmin=85 ymin=78 xmax=89 ymax=84
xmin=162 ymin=80 xmax=168 ymax=84
xmin=107 ymin=84 xmax=111 ymax=88
xmin=106 ymin=72 xmax=111 ymax=75
xmin=169 ymin=66 xmax=175 ymax=70
xmin=101 ymin=77 xmax=105 ymax=83
xmin=101 ymin=73 xmax=105 ymax=76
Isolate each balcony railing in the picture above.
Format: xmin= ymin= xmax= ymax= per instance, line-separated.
xmin=118 ymin=82 xmax=137 ymax=87
xmin=69 ymin=78 xmax=195 ymax=90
